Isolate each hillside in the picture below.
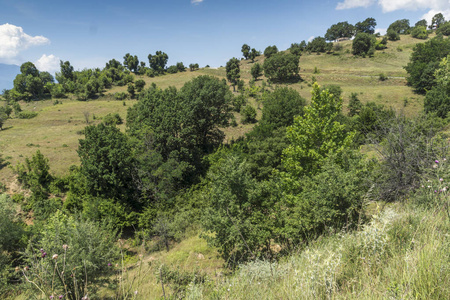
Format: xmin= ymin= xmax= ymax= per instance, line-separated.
xmin=0 ymin=35 xmax=427 ymax=188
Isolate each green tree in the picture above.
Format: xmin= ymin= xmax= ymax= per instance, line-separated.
xmin=226 ymin=57 xmax=240 ymax=91
xmin=240 ymin=105 xmax=257 ymax=124
xmin=436 ymin=21 xmax=450 ymax=35
xmin=289 ymin=43 xmax=303 ymax=56
xmin=263 ymin=53 xmax=299 ymax=82
xmin=0 ymin=112 xmax=7 ymax=130
xmin=347 ymin=92 xmax=362 ymax=116
xmin=180 ymin=75 xmax=233 ymax=153
xmin=202 ymin=155 xmax=278 ymax=265
xmin=430 ymin=13 xmax=445 ymax=29
xmin=424 ymin=55 xmax=450 ymax=118
xmin=388 ymin=19 xmax=411 ymax=34
xmin=148 ymin=51 xmax=169 ymax=74
xmin=176 ymin=62 xmax=186 ymax=72
xmin=78 ymin=123 xmax=138 ymax=204
xmin=352 ymin=32 xmax=376 ymax=57
xmin=241 ymin=44 xmax=251 ymax=59
xmin=248 ymin=48 xmax=259 ymax=62
xmin=127 ymin=83 xmax=135 ymax=98
xmin=261 ymin=87 xmax=305 ymax=128
xmin=282 ymin=83 xmax=356 ymax=177
xmin=135 ymin=79 xmax=146 ymax=92
xmin=123 ymin=53 xmax=139 ymax=73
xmin=306 ymin=37 xmax=331 ymax=53
xmin=56 ymin=60 xmax=74 ymax=83
xmin=405 ymin=36 xmax=450 ymax=94
xmin=387 ymin=28 xmax=400 ymax=41
xmin=325 ymin=21 xmax=355 ymax=41
xmin=411 ymin=26 xmax=428 ymax=39
xmin=415 ymin=19 xmax=427 ymax=28
xmin=250 ymin=63 xmax=262 ymax=81
xmin=355 ymin=17 xmax=377 ymax=34
xmin=263 ymin=45 xmax=278 ymax=58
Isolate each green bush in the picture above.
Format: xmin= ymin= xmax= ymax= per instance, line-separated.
xmin=411 ymin=26 xmax=428 ymax=39
xmin=17 ymin=111 xmax=38 ymax=119
xmin=240 ymin=105 xmax=257 ymax=124
xmin=102 ymin=112 xmax=123 ymax=126
xmin=22 ymin=211 xmax=119 ymax=297
xmin=114 ymin=92 xmax=127 ymax=100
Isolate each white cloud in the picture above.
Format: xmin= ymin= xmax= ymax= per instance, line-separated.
xmin=307 ymin=36 xmax=315 ymax=42
xmin=336 ymin=0 xmax=375 ymax=10
xmin=375 ymin=28 xmax=387 ymax=35
xmin=35 ymin=54 xmax=60 ymax=73
xmin=0 ymin=23 xmax=49 ymax=64
xmin=421 ymin=9 xmax=450 ymax=26
xmin=191 ymin=0 xmax=204 ymax=4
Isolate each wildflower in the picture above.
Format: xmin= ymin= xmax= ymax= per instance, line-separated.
xmin=52 ymin=254 xmax=58 ymax=260
xmin=435 ymin=160 xmax=439 ymax=163
xmin=134 ymin=291 xmax=138 ymax=295
xmin=50 ymin=296 xmax=54 ymax=299
xmin=440 ymin=178 xmax=444 ymax=182
xmin=443 ymin=187 xmax=447 ymax=192
xmin=59 ymin=295 xmax=63 ymax=299
xmin=434 ymin=190 xmax=437 ymax=193
xmin=24 ymin=266 xmax=29 ymax=271
xmin=40 ymin=248 xmax=44 ymax=253
xmin=62 ymin=244 xmax=69 ymax=250
xmin=108 ymin=263 xmax=112 ymax=267
xmin=15 ymin=266 xmax=20 ymax=273
xmin=42 ymin=252 xmax=47 ymax=258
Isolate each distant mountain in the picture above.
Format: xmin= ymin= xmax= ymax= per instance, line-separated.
xmin=0 ymin=64 xmax=20 ymax=91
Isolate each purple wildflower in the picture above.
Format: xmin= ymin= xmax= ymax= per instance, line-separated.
xmin=42 ymin=252 xmax=47 ymax=258
xmin=435 ymin=160 xmax=439 ymax=163
xmin=59 ymin=295 xmax=63 ymax=299
xmin=108 ymin=263 xmax=112 ymax=267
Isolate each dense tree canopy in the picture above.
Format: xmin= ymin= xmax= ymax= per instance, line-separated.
xmin=405 ymin=36 xmax=450 ymax=94
xmin=241 ymin=44 xmax=251 ymax=59
xmin=263 ymin=45 xmax=278 ymax=58
xmin=388 ymin=19 xmax=410 ymax=34
xmin=123 ymin=53 xmax=139 ymax=73
xmin=148 ymin=51 xmax=169 ymax=74
xmin=352 ymin=32 xmax=376 ymax=57
xmin=355 ymin=17 xmax=377 ymax=34
xmin=263 ymin=53 xmax=299 ymax=82
xmin=325 ymin=21 xmax=354 ymax=41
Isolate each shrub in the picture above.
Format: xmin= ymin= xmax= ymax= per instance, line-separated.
xmin=352 ymin=33 xmax=376 ymax=57
xmin=241 ymin=105 xmax=257 ymax=124
xmin=17 ymin=111 xmax=38 ymax=119
xmin=114 ymin=92 xmax=127 ymax=100
xmin=387 ymin=29 xmax=400 ymax=41
xmin=21 ymin=211 xmax=119 ymax=298
xmin=411 ymin=26 xmax=428 ymax=39
xmin=102 ymin=113 xmax=123 ymax=126
xmin=379 ymin=73 xmax=388 ymax=81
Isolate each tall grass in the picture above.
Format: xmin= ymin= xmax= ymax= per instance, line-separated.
xmin=185 ymin=197 xmax=449 ymax=299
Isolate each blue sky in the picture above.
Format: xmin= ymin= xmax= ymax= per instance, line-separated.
xmin=0 ymin=0 xmax=449 ymax=84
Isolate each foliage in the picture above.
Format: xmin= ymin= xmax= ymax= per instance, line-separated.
xmin=375 ymin=37 xmax=388 ymax=50
xmin=123 ymin=53 xmax=139 ymax=73
xmin=306 ymin=37 xmax=332 ymax=53
xmin=188 ymin=63 xmax=199 ymax=71
xmin=325 ymin=21 xmax=354 ymax=41
xmin=430 ymin=13 xmax=445 ymax=29
xmin=347 ymin=92 xmax=362 ymax=117
xmin=263 ymin=53 xmax=299 ymax=82
xmin=134 ymin=79 xmax=146 ymax=92
xmin=226 ymin=57 xmax=240 ymax=91
xmin=424 ymin=55 xmax=450 ymax=118
xmin=388 ymin=19 xmax=411 ymax=35
xmin=289 ymin=43 xmax=303 ymax=56
xmin=263 ymin=45 xmax=278 ymax=58
xmin=261 ymin=87 xmax=305 ymax=129
xmin=405 ymin=35 xmax=450 ymax=94
xmin=280 ymin=153 xmax=371 ymax=244
xmin=240 ymin=105 xmax=257 ymax=124
xmin=355 ymin=17 xmax=377 ymax=34
xmin=148 ymin=51 xmax=169 ymax=74
xmin=437 ymin=22 xmax=450 ymax=36
xmin=352 ymin=32 xmax=376 ymax=57
xmin=78 ymin=123 xmax=138 ymax=205
xmin=241 ymin=44 xmax=251 ymax=60
xmin=250 ymin=63 xmax=263 ymax=81
xmin=166 ymin=65 xmax=178 ymax=74
xmin=202 ymin=155 xmax=278 ymax=266
xmin=22 ymin=211 xmax=119 ymax=299
xmin=282 ymin=83 xmax=356 ymax=177
xmin=411 ymin=26 xmax=428 ymax=39
xmin=102 ymin=113 xmax=123 ymax=126
xmin=387 ymin=29 xmax=400 ymax=41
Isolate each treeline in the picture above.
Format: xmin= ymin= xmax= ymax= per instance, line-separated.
xmin=1 ymin=51 xmax=200 ymax=103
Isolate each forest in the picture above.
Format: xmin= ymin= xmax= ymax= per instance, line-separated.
xmin=0 ymin=14 xmax=449 ymax=299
